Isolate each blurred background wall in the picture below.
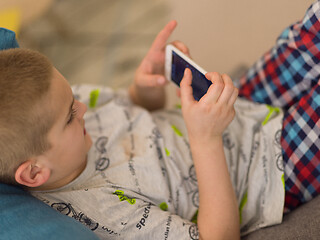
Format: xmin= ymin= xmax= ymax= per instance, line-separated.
xmin=171 ymin=0 xmax=314 ymax=75
xmin=0 ymin=0 xmax=315 ymax=106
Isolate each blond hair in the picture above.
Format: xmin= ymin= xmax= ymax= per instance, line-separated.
xmin=0 ymin=48 xmax=54 ymax=184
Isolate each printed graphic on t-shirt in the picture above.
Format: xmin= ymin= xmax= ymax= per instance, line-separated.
xmin=95 ymin=136 xmax=110 ymax=171
xmin=50 ymin=201 xmax=120 ymax=237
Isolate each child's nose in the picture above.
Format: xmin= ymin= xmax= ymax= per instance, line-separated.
xmin=77 ymin=101 xmax=87 ymax=118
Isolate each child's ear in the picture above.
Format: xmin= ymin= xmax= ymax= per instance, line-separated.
xmin=15 ymin=160 xmax=51 ymax=188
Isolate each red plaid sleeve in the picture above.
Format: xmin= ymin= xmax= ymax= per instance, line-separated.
xmin=238 ymin=1 xmax=320 ymax=211
xmin=239 ymin=1 xmax=320 ymax=110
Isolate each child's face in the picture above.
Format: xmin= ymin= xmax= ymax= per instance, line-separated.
xmin=38 ymin=68 xmax=92 ymax=190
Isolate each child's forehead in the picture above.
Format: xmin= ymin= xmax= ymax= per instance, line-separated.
xmin=52 ymin=68 xmax=72 ymax=96
xmin=48 ymin=68 xmax=73 ymax=118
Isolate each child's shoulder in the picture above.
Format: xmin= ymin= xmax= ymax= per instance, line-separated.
xmin=71 ymin=84 xmax=131 ymax=109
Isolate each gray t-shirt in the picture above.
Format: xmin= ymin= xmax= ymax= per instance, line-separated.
xmin=32 ymin=84 xmax=284 ymax=239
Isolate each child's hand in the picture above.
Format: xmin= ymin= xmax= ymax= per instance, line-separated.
xmin=180 ymin=69 xmax=238 ymax=143
xmin=134 ymin=21 xmax=190 ymax=88
xmin=129 ymin=20 xmax=190 ymax=110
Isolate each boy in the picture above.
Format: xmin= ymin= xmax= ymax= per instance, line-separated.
xmin=1 ymin=21 xmax=243 ymax=239
xmin=1 ymin=19 xmax=284 ymax=239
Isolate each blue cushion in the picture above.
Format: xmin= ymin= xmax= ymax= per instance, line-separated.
xmin=0 ymin=184 xmax=99 ymax=240
xmin=0 ymin=28 xmax=99 ymax=240
xmin=0 ymin=28 xmax=19 ymax=49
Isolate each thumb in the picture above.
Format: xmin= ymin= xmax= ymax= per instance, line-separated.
xmin=180 ymin=68 xmax=195 ymax=107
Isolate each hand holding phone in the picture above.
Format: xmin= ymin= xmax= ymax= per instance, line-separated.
xmin=180 ymin=69 xmax=238 ymax=140
xmin=165 ymin=44 xmax=212 ymax=101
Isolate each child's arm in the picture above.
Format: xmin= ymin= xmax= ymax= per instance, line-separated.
xmin=129 ymin=20 xmax=190 ymax=111
xmin=180 ymin=69 xmax=240 ymax=240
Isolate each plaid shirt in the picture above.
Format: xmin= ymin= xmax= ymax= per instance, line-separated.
xmin=238 ymin=0 xmax=320 ymax=211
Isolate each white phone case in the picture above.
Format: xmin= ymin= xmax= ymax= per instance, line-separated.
xmin=165 ymin=44 xmax=207 ymax=85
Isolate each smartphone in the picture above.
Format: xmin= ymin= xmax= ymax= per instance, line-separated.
xmin=165 ymin=44 xmax=211 ymax=101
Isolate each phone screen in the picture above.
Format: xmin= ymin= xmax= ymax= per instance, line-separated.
xmin=171 ymin=51 xmax=212 ymax=101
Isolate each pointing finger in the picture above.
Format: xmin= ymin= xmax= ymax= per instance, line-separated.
xmin=151 ymin=20 xmax=177 ymax=52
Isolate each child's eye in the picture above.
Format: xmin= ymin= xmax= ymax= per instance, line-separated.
xmin=67 ymin=108 xmax=77 ymax=125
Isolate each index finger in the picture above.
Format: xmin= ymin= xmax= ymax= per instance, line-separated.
xmin=150 ymin=20 xmax=177 ymax=52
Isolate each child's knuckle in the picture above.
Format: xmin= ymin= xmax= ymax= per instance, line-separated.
xmin=225 ymin=81 xmax=234 ymax=90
